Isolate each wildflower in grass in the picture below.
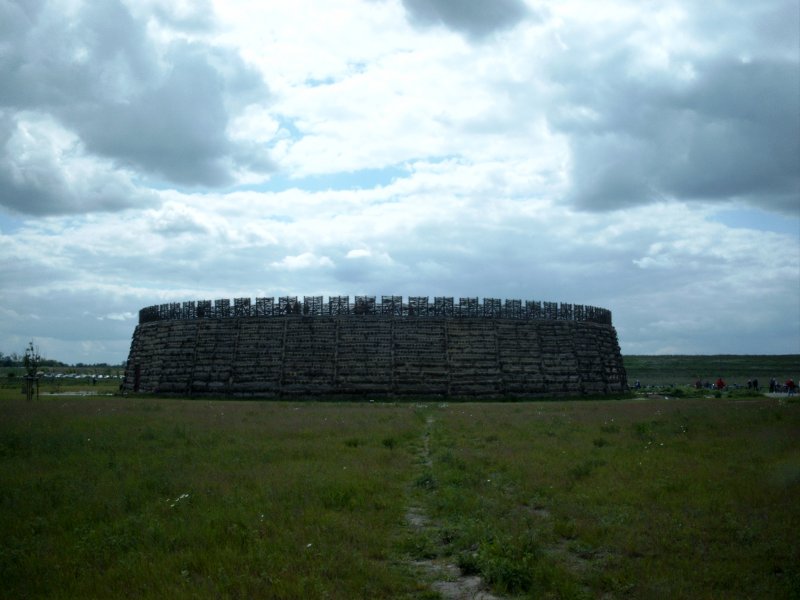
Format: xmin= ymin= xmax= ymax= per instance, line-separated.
xmin=170 ymin=492 xmax=190 ymax=508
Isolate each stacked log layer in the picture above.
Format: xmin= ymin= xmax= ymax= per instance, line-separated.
xmin=123 ymin=316 xmax=626 ymax=397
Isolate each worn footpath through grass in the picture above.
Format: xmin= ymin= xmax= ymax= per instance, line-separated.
xmin=1 ymin=394 xmax=799 ymax=598
xmin=403 ymin=397 xmax=800 ymax=599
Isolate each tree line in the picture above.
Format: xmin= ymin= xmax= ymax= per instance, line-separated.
xmin=0 ymin=351 xmax=123 ymax=369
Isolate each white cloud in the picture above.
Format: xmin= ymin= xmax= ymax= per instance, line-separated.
xmin=271 ymin=252 xmax=335 ymax=271
xmin=346 ymin=248 xmax=372 ymax=259
xmin=100 ymin=312 xmax=136 ymax=322
xmin=542 ymin=1 xmax=799 ymax=213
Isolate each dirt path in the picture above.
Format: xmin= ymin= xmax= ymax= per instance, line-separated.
xmin=404 ymin=412 xmax=505 ymax=600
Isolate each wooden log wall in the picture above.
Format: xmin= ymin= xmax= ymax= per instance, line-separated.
xmin=123 ymin=315 xmax=626 ymax=397
xmin=137 ymin=296 xmax=614 ymax=325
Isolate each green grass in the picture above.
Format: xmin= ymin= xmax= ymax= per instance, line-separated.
xmin=414 ymin=399 xmax=800 ymax=599
xmin=623 ymin=354 xmax=799 ymax=387
xmin=0 ymin=398 xmax=427 ymax=598
xmin=1 ymin=393 xmax=798 ymax=598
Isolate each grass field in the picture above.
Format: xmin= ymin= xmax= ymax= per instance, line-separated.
xmin=623 ymin=354 xmax=799 ymax=388
xmin=1 ymin=388 xmax=798 ymax=598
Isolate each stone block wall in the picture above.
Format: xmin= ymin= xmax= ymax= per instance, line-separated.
xmin=123 ymin=315 xmax=626 ymax=397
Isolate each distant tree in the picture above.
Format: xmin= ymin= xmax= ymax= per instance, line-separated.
xmin=39 ymin=358 xmax=65 ymax=367
xmin=0 ymin=352 xmax=18 ymax=367
xmin=23 ymin=341 xmax=41 ymax=401
xmin=24 ymin=342 xmax=41 ymax=375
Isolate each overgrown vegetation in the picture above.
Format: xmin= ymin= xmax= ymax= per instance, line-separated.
xmin=405 ymin=399 xmax=800 ymax=598
xmin=1 ymin=392 xmax=798 ymax=598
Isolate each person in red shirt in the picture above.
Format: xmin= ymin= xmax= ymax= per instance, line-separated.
xmin=715 ymin=377 xmax=726 ymax=390
xmin=786 ymin=379 xmax=796 ymax=396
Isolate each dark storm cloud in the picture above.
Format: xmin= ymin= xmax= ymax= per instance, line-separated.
xmin=0 ymin=111 xmax=159 ymax=216
xmin=546 ymin=1 xmax=800 ymax=214
xmin=0 ymin=161 xmax=158 ymax=216
xmin=70 ymin=41 xmax=253 ymax=187
xmin=0 ymin=1 xmax=157 ymax=109
xmin=0 ymin=0 xmax=272 ymax=215
xmin=551 ymin=54 xmax=800 ymax=213
xmin=401 ymin=0 xmax=531 ymax=39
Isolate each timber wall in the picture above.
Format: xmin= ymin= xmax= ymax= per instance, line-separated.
xmin=123 ymin=306 xmax=627 ymax=397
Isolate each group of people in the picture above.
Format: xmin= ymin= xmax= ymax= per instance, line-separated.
xmin=769 ymin=377 xmax=796 ymax=395
xmin=689 ymin=377 xmax=797 ymax=395
xmin=636 ymin=376 xmax=797 ymax=394
xmin=692 ymin=378 xmax=729 ymax=390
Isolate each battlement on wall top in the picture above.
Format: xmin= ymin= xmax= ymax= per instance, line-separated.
xmin=138 ymin=296 xmax=613 ymax=326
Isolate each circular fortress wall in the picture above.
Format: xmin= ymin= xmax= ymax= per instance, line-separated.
xmin=122 ymin=296 xmax=627 ymax=397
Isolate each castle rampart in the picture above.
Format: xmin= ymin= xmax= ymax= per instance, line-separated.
xmin=137 ymin=296 xmax=613 ymax=324
xmin=123 ymin=296 xmax=626 ymax=397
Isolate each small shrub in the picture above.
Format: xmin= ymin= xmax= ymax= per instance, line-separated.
xmin=344 ymin=437 xmax=362 ymax=448
xmin=457 ymin=551 xmax=481 ymax=575
xmin=554 ymin=518 xmax=578 ymax=540
xmin=592 ymin=437 xmax=609 ymax=447
xmin=381 ymin=437 xmax=396 ymax=449
xmin=477 ymin=534 xmax=541 ymax=594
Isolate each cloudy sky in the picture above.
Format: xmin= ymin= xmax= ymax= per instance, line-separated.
xmin=1 ymin=0 xmax=798 ymax=364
